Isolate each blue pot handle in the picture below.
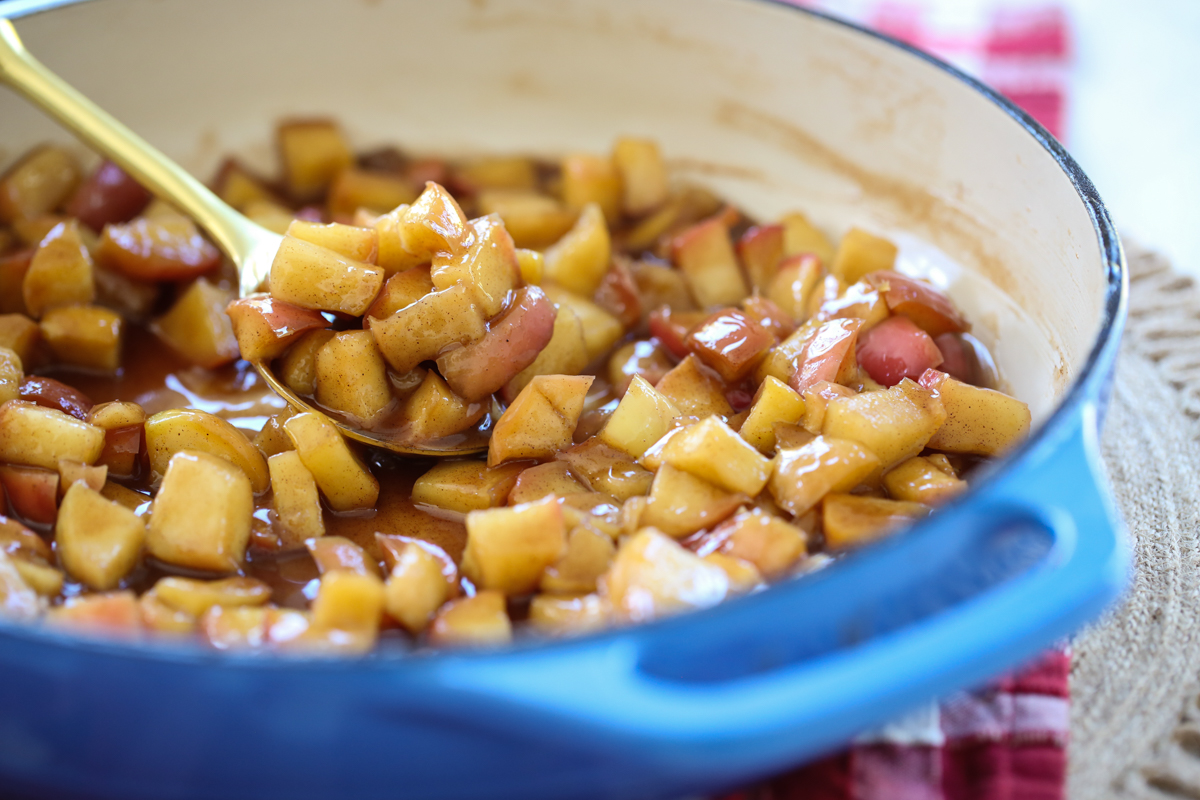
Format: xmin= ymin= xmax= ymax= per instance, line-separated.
xmin=439 ymin=402 xmax=1126 ymax=776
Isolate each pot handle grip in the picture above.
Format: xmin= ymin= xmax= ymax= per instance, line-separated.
xmin=446 ymin=404 xmax=1125 ymax=767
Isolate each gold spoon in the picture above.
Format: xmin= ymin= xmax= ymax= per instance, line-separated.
xmin=0 ymin=19 xmax=486 ymax=457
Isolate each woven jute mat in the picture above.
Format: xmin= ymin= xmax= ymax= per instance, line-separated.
xmin=1070 ymin=243 xmax=1200 ymax=799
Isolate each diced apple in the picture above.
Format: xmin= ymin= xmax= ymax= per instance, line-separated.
xmin=596 ymin=375 xmax=680 ymax=458
xmin=428 ymin=591 xmax=511 ymax=647
xmin=0 ymin=346 xmax=22 ymax=405
xmin=278 ymin=329 xmax=336 ymax=397
xmin=629 ymin=259 xmax=696 ymax=318
xmin=47 ymin=591 xmax=139 ymax=637
xmin=437 ymin=285 xmax=556 ymax=401
xmin=685 ymin=308 xmax=774 ymax=383
xmin=0 ymin=550 xmax=42 ymax=621
xmin=822 ymin=493 xmax=930 ymax=550
xmin=368 ymin=282 xmax=487 ymax=374
xmin=640 ymin=464 xmax=744 ymax=538
xmin=0 ymin=401 xmax=104 ymax=470
xmin=612 ymin=138 xmax=668 ymax=217
xmin=703 ymin=552 xmax=762 ymax=593
xmin=309 ymin=570 xmax=386 ymax=647
xmin=502 ymin=307 xmax=589 ymax=400
xmin=671 ymin=217 xmax=748 ymax=308
xmin=306 ymin=536 xmax=381 ymax=577
xmin=286 ymin=219 xmax=378 ymax=263
xmin=883 ymin=455 xmax=968 ymax=505
xmin=655 ymin=354 xmax=733 ymax=418
xmin=226 ymin=294 xmax=328 ymax=362
xmin=489 ymin=375 xmax=594 ymax=466
xmin=38 ymin=305 xmax=123 ymax=372
xmin=212 ymin=158 xmax=280 ymax=212
xmin=145 ymin=408 xmax=270 ymax=493
xmin=0 ymin=465 xmax=59 ymax=525
xmin=283 ymin=412 xmax=379 ymax=511
xmin=268 ymin=450 xmax=325 ymax=547
xmin=766 ymin=254 xmax=822 ymax=325
xmin=607 ymin=340 xmax=674 ymax=396
xmin=269 ymin=235 xmax=384 ymax=316
xmin=253 ymin=408 xmax=296 ymax=459
xmin=313 ymin=330 xmax=393 ymax=423
xmin=738 ymin=377 xmax=806 ymax=454
xmin=0 ymin=146 xmax=79 ymax=223
xmin=602 ymin=528 xmax=728 ymax=622
xmin=556 ymin=438 xmax=654 ymax=501
xmin=150 ymin=278 xmax=239 ymax=369
xmin=326 ymin=168 xmax=419 ymax=219
xmin=199 ymin=605 xmax=269 ymax=651
xmin=154 ymin=575 xmax=272 ymax=617
xmin=540 ymin=524 xmax=616 ymax=594
xmin=856 ymin=314 xmax=945 ymax=387
xmin=920 ymin=369 xmax=1030 ymax=455
xmin=23 ymin=220 xmax=95 ymax=318
xmin=704 ymin=507 xmax=806 ymax=578
xmin=0 ymin=314 xmax=40 ymax=365
xmin=411 ymin=459 xmax=526 ymax=513
xmin=541 ymin=202 xmax=612 ymax=297
xmin=96 ymin=217 xmax=220 ymax=281
xmin=507 ymin=461 xmax=588 ymax=504
xmin=816 ymin=279 xmax=889 ymax=331
xmin=147 ymin=450 xmax=253 ymax=573
xmin=779 ymin=211 xmax=835 ymax=265
xmin=800 ymin=380 xmax=856 ymax=433
xmin=277 ymin=119 xmax=355 ymax=200
xmin=659 ymin=416 xmax=773 ymax=496
xmin=561 ymin=154 xmax=621 ymax=222
xmin=454 ymin=156 xmax=537 ymax=192
xmin=790 ymin=318 xmax=863 ymax=394
xmin=383 ymin=540 xmax=454 ymax=633
xmin=742 ymin=295 xmax=795 ymax=342
xmin=832 ymin=227 xmax=897 ymax=283
xmin=823 ymin=378 xmax=947 ymax=468
xmin=867 ymin=271 xmax=968 ymax=337
xmin=460 ymin=495 xmax=565 ymax=594
xmin=402 ymin=371 xmax=487 ymax=442
xmin=769 ymin=436 xmax=881 ymax=516
xmin=736 ymin=224 xmax=785 ymax=292
xmin=139 ymin=589 xmax=196 ymax=635
xmin=529 ymin=593 xmax=611 ymax=636
xmin=430 ymin=215 xmax=518 ymax=318
xmin=516 ymin=248 xmax=544 ymax=284
xmin=541 ymin=284 xmax=624 ymax=363
xmin=365 ymin=269 xmax=431 ymax=322
xmin=476 ymin=190 xmax=577 ymax=250
xmin=56 ymin=459 xmax=107 ymax=494
xmin=19 ymin=376 xmax=94 ymax=420
xmin=374 ymin=182 xmax=470 ymax=273
xmin=648 ymin=306 xmax=707 ymax=360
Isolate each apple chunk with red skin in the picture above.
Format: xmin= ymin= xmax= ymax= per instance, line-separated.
xmin=866 ymin=271 xmax=968 ymax=337
xmin=226 ymin=294 xmax=328 ymax=362
xmin=856 ymin=315 xmax=944 ymax=387
xmin=789 ymin=318 xmax=863 ymax=394
xmin=437 ymin=286 xmax=557 ymax=402
xmin=685 ymin=308 xmax=774 ymax=383
xmin=736 ymin=223 xmax=785 ymax=292
xmin=0 ymin=465 xmax=59 ymax=525
xmin=648 ymin=306 xmax=707 ymax=360
xmin=65 ymin=160 xmax=151 ymax=233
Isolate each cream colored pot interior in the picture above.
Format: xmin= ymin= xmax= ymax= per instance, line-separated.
xmin=1 ymin=0 xmax=1107 ymax=421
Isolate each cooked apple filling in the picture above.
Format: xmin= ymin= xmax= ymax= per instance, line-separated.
xmin=0 ymin=120 xmax=1029 ymax=653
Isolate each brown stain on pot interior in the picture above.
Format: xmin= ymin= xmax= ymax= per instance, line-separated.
xmin=714 ymin=100 xmax=1020 ymax=301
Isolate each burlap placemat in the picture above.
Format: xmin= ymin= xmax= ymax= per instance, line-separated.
xmin=1070 ymin=244 xmax=1200 ymax=798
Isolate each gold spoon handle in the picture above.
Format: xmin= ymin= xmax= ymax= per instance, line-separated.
xmin=0 ymin=19 xmax=257 ymax=268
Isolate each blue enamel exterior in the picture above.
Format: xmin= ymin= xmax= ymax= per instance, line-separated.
xmin=0 ymin=1 xmax=1128 ymax=798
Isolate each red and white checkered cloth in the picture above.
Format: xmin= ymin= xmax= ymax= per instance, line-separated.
xmin=725 ymin=4 xmax=1074 ymax=799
